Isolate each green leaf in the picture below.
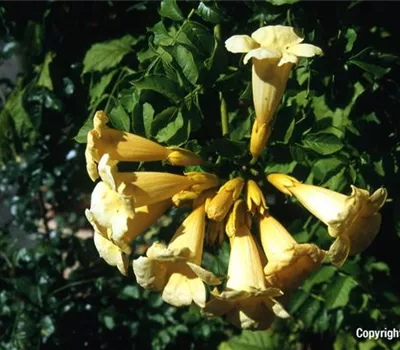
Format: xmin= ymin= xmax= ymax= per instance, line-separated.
xmin=265 ymin=161 xmax=297 ymax=174
xmin=82 ymin=35 xmax=137 ymax=74
xmin=172 ymin=45 xmax=199 ymax=85
xmin=302 ymin=266 xmax=337 ymax=292
xmin=155 ymin=110 xmax=184 ymax=143
xmin=322 ymin=166 xmax=347 ymax=192
xmin=109 ymin=104 xmax=130 ymax=132
xmin=74 ymin=115 xmax=93 ymax=143
xmin=312 ymin=158 xmax=344 ymax=182
xmin=267 ymin=0 xmax=300 ymax=5
xmin=151 ymin=21 xmax=174 ymax=46
xmin=349 ymin=60 xmax=391 ymax=79
xmin=1 ymin=82 xmax=36 ymax=141
xmin=159 ymin=0 xmax=184 ymax=21
xmin=230 ymin=116 xmax=251 ymax=142
xmin=40 ymin=316 xmax=55 ymax=342
xmin=119 ymin=285 xmax=140 ymax=299
xmin=143 ymin=102 xmax=155 ymax=138
xmin=89 ymin=70 xmax=118 ymax=106
xmin=182 ymin=21 xmax=214 ymax=55
xmin=133 ymin=75 xmax=183 ymax=102
xmin=219 ymin=330 xmax=280 ymax=350
xmin=37 ymin=51 xmax=56 ymax=91
xmin=302 ymin=133 xmax=344 ymax=155
xmin=345 ymin=28 xmax=357 ymax=53
xmin=334 ymin=331 xmax=357 ymax=350
xmin=298 ymin=298 xmax=321 ymax=328
xmin=196 ymin=2 xmax=223 ymax=24
xmin=324 ymin=275 xmax=358 ymax=310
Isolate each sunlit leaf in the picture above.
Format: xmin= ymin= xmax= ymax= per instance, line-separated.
xmin=83 ymin=35 xmax=138 ymax=74
xmin=302 ymin=133 xmax=344 ymax=155
xmin=133 ymin=75 xmax=184 ymax=101
xmin=159 ymin=0 xmax=184 ymax=21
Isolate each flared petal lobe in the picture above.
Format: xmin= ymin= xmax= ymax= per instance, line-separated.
xmin=85 ymin=209 xmax=128 ymax=276
xmin=225 ymin=35 xmax=259 ymax=53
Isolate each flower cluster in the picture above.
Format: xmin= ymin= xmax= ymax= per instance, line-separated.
xmin=84 ymin=25 xmax=387 ymax=330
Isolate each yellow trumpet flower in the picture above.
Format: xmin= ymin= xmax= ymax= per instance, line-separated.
xmin=225 ymin=26 xmax=322 ymax=161
xmin=97 ymin=154 xmax=219 ymax=208
xmin=246 ymin=179 xmax=268 ymax=215
xmin=206 ymin=177 xmax=244 ymax=221
xmin=133 ymin=198 xmax=221 ymax=308
xmin=203 ymin=200 xmax=290 ymax=330
xmin=267 ymin=173 xmax=387 ymax=267
xmin=86 ymin=181 xmax=171 ymax=254
xmin=85 ymin=111 xmax=203 ymax=181
xmin=259 ymin=212 xmax=326 ymax=291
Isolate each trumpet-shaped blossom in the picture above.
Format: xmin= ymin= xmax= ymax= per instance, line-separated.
xmin=133 ymin=197 xmax=221 ymax=308
xmin=225 ymin=26 xmax=322 ymax=161
xmin=259 ymin=212 xmax=326 ymax=291
xmin=206 ymin=177 xmax=244 ymax=221
xmin=97 ymin=154 xmax=219 ymax=208
xmin=87 ymin=181 xmax=171 ymax=254
xmin=85 ymin=111 xmax=203 ymax=181
xmin=267 ymin=173 xmax=387 ymax=267
xmin=203 ymin=200 xmax=290 ymax=330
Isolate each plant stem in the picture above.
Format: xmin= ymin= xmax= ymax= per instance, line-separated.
xmin=219 ymin=91 xmax=229 ymax=137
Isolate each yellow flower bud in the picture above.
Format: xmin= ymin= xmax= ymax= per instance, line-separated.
xmin=206 ymin=177 xmax=245 ymax=221
xmin=185 ymin=172 xmax=220 ymax=193
xmin=249 ymin=120 xmax=271 ymax=162
xmin=166 ymin=147 xmax=204 ymax=166
xmin=246 ymin=180 xmax=268 ymax=215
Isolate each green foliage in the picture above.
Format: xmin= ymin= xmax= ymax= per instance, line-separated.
xmin=1 ymin=1 xmax=400 ymax=349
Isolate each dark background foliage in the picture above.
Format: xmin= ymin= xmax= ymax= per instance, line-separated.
xmin=0 ymin=1 xmax=399 ymax=349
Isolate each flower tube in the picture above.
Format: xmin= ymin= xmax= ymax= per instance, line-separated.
xmin=259 ymin=212 xmax=326 ymax=291
xmin=267 ymin=173 xmax=387 ymax=267
xmin=203 ymin=200 xmax=289 ymax=330
xmin=133 ymin=195 xmax=221 ymax=308
xmin=225 ymin=26 xmax=322 ymax=160
xmin=97 ymin=154 xmax=219 ymax=208
xmin=85 ymin=111 xmax=203 ymax=181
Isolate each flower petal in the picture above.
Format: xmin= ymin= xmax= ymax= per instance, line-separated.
xmin=328 ymin=236 xmax=350 ymax=268
xmin=187 ymin=262 xmax=221 ymax=285
xmin=162 ymin=271 xmax=193 ymax=307
xmin=202 ymin=298 xmax=234 ymax=317
xmin=286 ymin=43 xmax=323 ymax=57
xmin=243 ymin=47 xmax=281 ymax=64
xmin=225 ymin=35 xmax=259 ymax=53
xmin=132 ymin=256 xmax=167 ymax=291
xmin=93 ymin=232 xmax=129 ymax=276
xmin=278 ymin=53 xmax=299 ymax=66
xmin=251 ymin=25 xmax=303 ymax=50
xmin=348 ymin=213 xmax=382 ymax=255
xmin=188 ymin=276 xmax=207 ymax=308
xmin=362 ymin=188 xmax=388 ymax=216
